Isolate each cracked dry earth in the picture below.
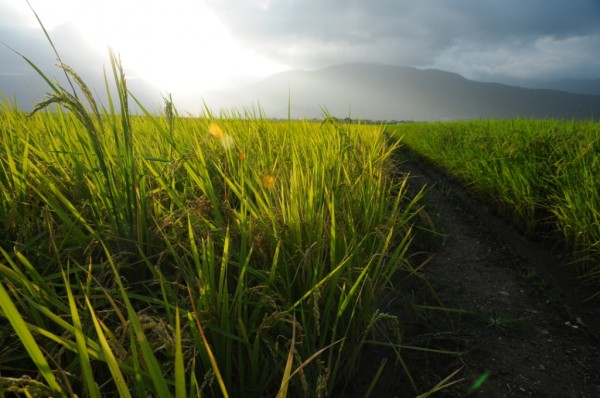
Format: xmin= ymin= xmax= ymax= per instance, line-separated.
xmin=348 ymin=152 xmax=600 ymax=397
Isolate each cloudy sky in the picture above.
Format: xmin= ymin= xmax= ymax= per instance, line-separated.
xmin=1 ymin=0 xmax=600 ymax=111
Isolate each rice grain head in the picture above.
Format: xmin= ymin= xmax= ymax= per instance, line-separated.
xmin=262 ymin=174 xmax=276 ymax=189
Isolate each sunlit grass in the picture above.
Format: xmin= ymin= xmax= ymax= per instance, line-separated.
xmin=0 ymin=52 xmax=432 ymax=396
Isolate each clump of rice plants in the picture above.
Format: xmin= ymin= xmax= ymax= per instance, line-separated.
xmin=0 ymin=47 xmax=429 ymax=396
xmin=393 ymin=119 xmax=600 ymax=289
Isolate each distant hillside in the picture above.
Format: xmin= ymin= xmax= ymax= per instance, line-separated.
xmin=203 ymin=64 xmax=600 ymax=121
xmin=513 ymin=78 xmax=600 ymax=97
xmin=0 ymin=71 xmax=162 ymax=114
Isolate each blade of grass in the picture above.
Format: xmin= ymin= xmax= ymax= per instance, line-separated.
xmin=277 ymin=338 xmax=343 ymax=396
xmin=276 ymin=317 xmax=296 ymax=398
xmin=415 ymin=367 xmax=464 ymax=398
xmin=62 ymin=267 xmax=101 ymax=398
xmin=102 ymin=245 xmax=172 ymax=397
xmin=24 ymin=0 xmax=78 ymax=96
xmin=85 ymin=294 xmax=132 ymax=398
xmin=363 ymin=359 xmax=387 ymax=398
xmin=174 ymin=306 xmax=186 ymax=398
xmin=187 ymin=287 xmax=229 ymax=398
xmin=0 ymin=281 xmax=64 ymax=396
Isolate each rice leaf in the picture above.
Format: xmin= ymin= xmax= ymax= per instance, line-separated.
xmin=85 ymin=294 xmax=132 ymax=398
xmin=174 ymin=306 xmax=186 ymax=398
xmin=0 ymin=281 xmax=64 ymax=396
xmin=63 ymin=267 xmax=101 ymax=397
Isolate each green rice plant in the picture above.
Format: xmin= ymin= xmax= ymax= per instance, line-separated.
xmin=393 ymin=119 xmax=600 ymax=288
xmin=0 ymin=69 xmax=429 ymax=398
xmin=0 ymin=279 xmax=65 ymax=396
xmin=0 ymin=8 xmax=437 ymax=395
xmin=27 ymin=52 xmax=146 ymax=252
xmin=549 ymin=132 xmax=600 ymax=282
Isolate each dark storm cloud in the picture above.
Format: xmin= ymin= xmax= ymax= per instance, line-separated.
xmin=207 ymin=0 xmax=600 ymax=79
xmin=2 ymin=0 xmax=600 ymax=106
xmin=209 ymin=0 xmax=600 ymax=46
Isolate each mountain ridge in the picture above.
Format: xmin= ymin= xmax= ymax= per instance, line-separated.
xmin=203 ymin=63 xmax=600 ymax=121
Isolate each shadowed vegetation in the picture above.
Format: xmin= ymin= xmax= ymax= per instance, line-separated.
xmin=393 ymin=119 xmax=600 ymax=292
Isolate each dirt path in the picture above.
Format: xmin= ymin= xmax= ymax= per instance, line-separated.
xmin=349 ymin=150 xmax=600 ymax=397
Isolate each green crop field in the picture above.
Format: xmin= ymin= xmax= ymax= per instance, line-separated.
xmin=392 ymin=119 xmax=600 ymax=287
xmin=0 ymin=53 xmax=435 ymax=397
xmin=3 ymin=14 xmax=600 ymax=396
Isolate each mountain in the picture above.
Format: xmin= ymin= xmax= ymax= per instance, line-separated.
xmin=202 ymin=64 xmax=600 ymax=121
xmin=508 ymin=78 xmax=600 ymax=97
xmin=0 ymin=69 xmax=162 ymax=114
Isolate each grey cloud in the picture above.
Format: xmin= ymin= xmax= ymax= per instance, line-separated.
xmin=1 ymin=15 xmax=160 ymax=110
xmin=1 ymin=21 xmax=57 ymax=106
xmin=3 ymin=0 xmax=600 ymax=109
xmin=207 ymin=0 xmax=600 ymax=79
xmin=1 ymin=27 xmax=54 ymax=72
xmin=440 ymin=35 xmax=600 ymax=80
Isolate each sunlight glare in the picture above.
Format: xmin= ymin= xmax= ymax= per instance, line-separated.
xmin=12 ymin=0 xmax=285 ymax=95
xmin=80 ymin=0 xmax=285 ymax=93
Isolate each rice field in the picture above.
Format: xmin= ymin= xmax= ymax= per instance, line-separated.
xmin=392 ymin=119 xmax=600 ymax=288
xmin=0 ymin=54 xmax=431 ymax=397
xmin=4 ymin=13 xmax=599 ymax=396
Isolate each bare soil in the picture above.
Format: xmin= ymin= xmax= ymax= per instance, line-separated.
xmin=346 ymin=148 xmax=600 ymax=397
